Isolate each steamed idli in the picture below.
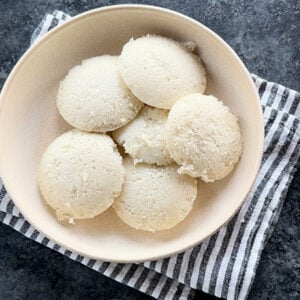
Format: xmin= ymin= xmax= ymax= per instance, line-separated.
xmin=57 ymin=56 xmax=143 ymax=132
xmin=39 ymin=130 xmax=125 ymax=222
xmin=112 ymin=106 xmax=173 ymax=166
xmin=113 ymin=158 xmax=197 ymax=232
xmin=166 ymin=94 xmax=243 ymax=182
xmin=119 ymin=35 xmax=206 ymax=109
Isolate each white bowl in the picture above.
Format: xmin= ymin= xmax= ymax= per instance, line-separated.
xmin=0 ymin=5 xmax=264 ymax=262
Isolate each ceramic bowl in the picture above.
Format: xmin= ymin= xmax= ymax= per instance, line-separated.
xmin=0 ymin=5 xmax=264 ymax=262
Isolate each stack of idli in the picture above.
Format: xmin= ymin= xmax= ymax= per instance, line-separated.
xmin=39 ymin=34 xmax=242 ymax=232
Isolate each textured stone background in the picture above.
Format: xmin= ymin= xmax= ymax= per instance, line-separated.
xmin=0 ymin=1 xmax=299 ymax=299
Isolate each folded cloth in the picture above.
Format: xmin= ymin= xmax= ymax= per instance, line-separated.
xmin=1 ymin=10 xmax=299 ymax=300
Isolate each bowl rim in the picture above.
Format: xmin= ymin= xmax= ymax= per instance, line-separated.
xmin=0 ymin=4 xmax=264 ymax=263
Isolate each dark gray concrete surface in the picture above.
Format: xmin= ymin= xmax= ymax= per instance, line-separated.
xmin=0 ymin=1 xmax=299 ymax=299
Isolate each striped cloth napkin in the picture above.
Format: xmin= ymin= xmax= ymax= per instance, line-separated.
xmin=1 ymin=10 xmax=299 ymax=300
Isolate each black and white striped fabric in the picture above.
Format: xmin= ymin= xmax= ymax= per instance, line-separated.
xmin=1 ymin=11 xmax=299 ymax=300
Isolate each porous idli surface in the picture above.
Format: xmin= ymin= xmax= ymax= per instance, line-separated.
xmin=39 ymin=130 xmax=125 ymax=222
xmin=119 ymin=35 xmax=206 ymax=109
xmin=112 ymin=106 xmax=173 ymax=166
xmin=57 ymin=56 xmax=143 ymax=132
xmin=166 ymin=94 xmax=243 ymax=182
xmin=113 ymin=158 xmax=197 ymax=232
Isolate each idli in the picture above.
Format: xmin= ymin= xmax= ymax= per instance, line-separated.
xmin=119 ymin=35 xmax=206 ymax=109
xmin=112 ymin=106 xmax=173 ymax=166
xmin=57 ymin=56 xmax=143 ymax=132
xmin=166 ymin=94 xmax=243 ymax=182
xmin=113 ymin=158 xmax=197 ymax=232
xmin=39 ymin=130 xmax=125 ymax=222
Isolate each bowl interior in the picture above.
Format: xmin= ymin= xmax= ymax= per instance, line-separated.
xmin=0 ymin=5 xmax=263 ymax=262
